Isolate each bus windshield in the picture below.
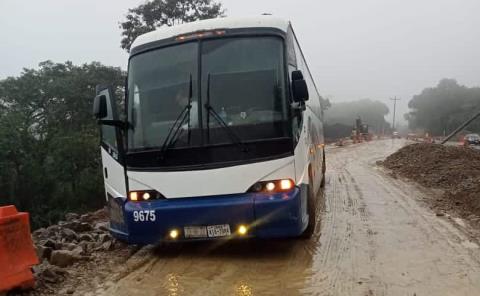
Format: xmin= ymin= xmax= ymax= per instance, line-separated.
xmin=128 ymin=36 xmax=289 ymax=152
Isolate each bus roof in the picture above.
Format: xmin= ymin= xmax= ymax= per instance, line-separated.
xmin=131 ymin=16 xmax=290 ymax=50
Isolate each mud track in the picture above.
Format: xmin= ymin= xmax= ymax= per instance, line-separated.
xmin=101 ymin=140 xmax=480 ymax=296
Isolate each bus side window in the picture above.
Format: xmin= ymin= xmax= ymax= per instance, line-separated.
xmin=100 ymin=90 xmax=119 ymax=151
xmin=287 ymin=27 xmax=302 ymax=140
xmin=102 ymin=126 xmax=118 ymax=150
xmin=292 ymin=31 xmax=322 ymax=121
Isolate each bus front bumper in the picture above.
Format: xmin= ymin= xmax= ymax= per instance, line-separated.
xmin=109 ymin=187 xmax=308 ymax=245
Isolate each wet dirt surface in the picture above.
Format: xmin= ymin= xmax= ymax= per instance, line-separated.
xmin=103 ymin=140 xmax=480 ymax=296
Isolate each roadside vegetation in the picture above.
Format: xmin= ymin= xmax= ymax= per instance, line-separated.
xmin=405 ymin=79 xmax=480 ymax=135
xmin=0 ymin=61 xmax=124 ymax=228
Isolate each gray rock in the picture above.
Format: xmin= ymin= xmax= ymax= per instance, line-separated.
xmin=49 ymin=250 xmax=81 ymax=267
xmin=61 ymin=228 xmax=79 ymax=241
xmin=72 ymin=246 xmax=84 ymax=256
xmin=94 ymin=222 xmax=110 ymax=232
xmin=38 ymin=265 xmax=67 ymax=283
xmin=46 ymin=225 xmax=60 ymax=232
xmin=61 ymin=242 xmax=78 ymax=251
xmin=79 ymin=233 xmax=93 ymax=242
xmin=33 ymin=227 xmax=47 ymax=238
xmin=65 ymin=212 xmax=80 ymax=221
xmin=35 ymin=245 xmax=53 ymax=261
xmin=43 ymin=239 xmax=57 ymax=249
xmin=102 ymin=240 xmax=113 ymax=251
xmin=97 ymin=233 xmax=111 ymax=244
xmin=63 ymin=221 xmax=93 ymax=233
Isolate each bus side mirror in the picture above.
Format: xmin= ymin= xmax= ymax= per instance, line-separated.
xmin=291 ymin=70 xmax=309 ymax=102
xmin=93 ymin=94 xmax=107 ymax=119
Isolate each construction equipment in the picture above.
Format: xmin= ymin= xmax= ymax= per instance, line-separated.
xmin=351 ymin=117 xmax=372 ymax=143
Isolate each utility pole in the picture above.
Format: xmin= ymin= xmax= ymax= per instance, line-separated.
xmin=390 ymin=97 xmax=401 ymax=131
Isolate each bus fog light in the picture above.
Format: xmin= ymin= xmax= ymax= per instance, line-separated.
xmin=169 ymin=229 xmax=179 ymax=239
xmin=143 ymin=192 xmax=151 ymax=200
xmin=238 ymin=225 xmax=248 ymax=235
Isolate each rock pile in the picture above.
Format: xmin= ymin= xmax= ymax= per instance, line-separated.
xmin=31 ymin=209 xmax=116 ymax=285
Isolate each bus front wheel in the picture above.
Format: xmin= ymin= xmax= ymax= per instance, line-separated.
xmin=320 ymin=151 xmax=326 ymax=188
xmin=301 ymin=177 xmax=316 ymax=238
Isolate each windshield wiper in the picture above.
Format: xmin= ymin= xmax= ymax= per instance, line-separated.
xmin=159 ymin=74 xmax=193 ymax=158
xmin=205 ymin=74 xmax=248 ymax=152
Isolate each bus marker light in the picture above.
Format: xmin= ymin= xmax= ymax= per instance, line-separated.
xmin=280 ymin=179 xmax=294 ymax=190
xmin=169 ymin=229 xmax=179 ymax=239
xmin=238 ymin=225 xmax=248 ymax=235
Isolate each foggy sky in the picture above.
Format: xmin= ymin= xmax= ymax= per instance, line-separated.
xmin=1 ymin=0 xmax=480 ymax=123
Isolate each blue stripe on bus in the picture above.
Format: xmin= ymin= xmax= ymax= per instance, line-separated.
xmin=108 ymin=187 xmax=307 ymax=244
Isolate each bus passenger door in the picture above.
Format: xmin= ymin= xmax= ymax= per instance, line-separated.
xmin=94 ymin=86 xmax=127 ymax=204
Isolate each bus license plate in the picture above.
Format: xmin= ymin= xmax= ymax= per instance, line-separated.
xmin=207 ymin=224 xmax=231 ymax=237
xmin=184 ymin=226 xmax=207 ymax=238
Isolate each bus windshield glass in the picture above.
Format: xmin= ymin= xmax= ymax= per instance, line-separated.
xmin=128 ymin=36 xmax=289 ymax=152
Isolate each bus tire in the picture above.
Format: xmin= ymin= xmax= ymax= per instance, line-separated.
xmin=320 ymin=152 xmax=326 ymax=188
xmin=301 ymin=177 xmax=316 ymax=238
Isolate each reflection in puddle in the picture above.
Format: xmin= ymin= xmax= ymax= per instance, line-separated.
xmin=235 ymin=281 xmax=253 ymax=296
xmin=167 ymin=273 xmax=182 ymax=296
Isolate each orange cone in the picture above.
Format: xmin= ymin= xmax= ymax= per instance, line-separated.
xmin=0 ymin=205 xmax=39 ymax=292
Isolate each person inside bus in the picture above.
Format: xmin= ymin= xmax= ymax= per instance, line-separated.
xmin=173 ymin=85 xmax=198 ymax=130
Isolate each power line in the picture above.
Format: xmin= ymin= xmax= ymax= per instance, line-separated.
xmin=390 ymin=97 xmax=401 ymax=131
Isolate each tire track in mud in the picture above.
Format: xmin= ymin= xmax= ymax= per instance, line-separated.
xmin=344 ymin=141 xmax=480 ymax=295
xmin=306 ymin=149 xmax=384 ymax=296
xmin=372 ymin=167 xmax=480 ymax=268
xmin=343 ymin=166 xmax=389 ymax=296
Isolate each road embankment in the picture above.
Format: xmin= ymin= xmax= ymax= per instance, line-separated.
xmin=381 ymin=142 xmax=480 ymax=228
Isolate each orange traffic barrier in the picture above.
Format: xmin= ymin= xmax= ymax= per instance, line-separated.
xmin=0 ymin=205 xmax=39 ymax=292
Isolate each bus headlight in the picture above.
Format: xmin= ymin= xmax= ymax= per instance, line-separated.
xmin=128 ymin=190 xmax=164 ymax=202
xmin=247 ymin=179 xmax=295 ymax=193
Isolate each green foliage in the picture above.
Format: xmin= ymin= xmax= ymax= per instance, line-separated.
xmin=0 ymin=61 xmax=125 ymax=228
xmin=119 ymin=0 xmax=225 ymax=52
xmin=406 ymin=79 xmax=480 ymax=135
xmin=325 ymin=99 xmax=391 ymax=133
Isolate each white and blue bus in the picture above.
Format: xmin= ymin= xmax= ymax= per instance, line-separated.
xmin=93 ymin=16 xmax=325 ymax=244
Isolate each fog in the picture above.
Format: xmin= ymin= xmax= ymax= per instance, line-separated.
xmin=2 ymin=0 xmax=480 ymax=121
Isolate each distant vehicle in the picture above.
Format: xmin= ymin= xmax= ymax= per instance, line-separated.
xmin=93 ymin=16 xmax=325 ymax=244
xmin=406 ymin=133 xmax=417 ymax=140
xmin=464 ymin=134 xmax=480 ymax=146
xmin=351 ymin=117 xmax=372 ymax=143
xmin=392 ymin=131 xmax=400 ymax=139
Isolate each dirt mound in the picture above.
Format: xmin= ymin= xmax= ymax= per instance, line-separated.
xmin=382 ymin=143 xmax=480 ymax=225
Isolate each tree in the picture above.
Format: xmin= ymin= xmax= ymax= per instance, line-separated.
xmin=324 ymin=99 xmax=391 ymax=133
xmin=406 ymin=79 xmax=480 ymax=135
xmin=0 ymin=61 xmax=125 ymax=228
xmin=120 ymin=0 xmax=225 ymax=52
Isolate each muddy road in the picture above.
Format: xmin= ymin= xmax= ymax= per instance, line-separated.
xmin=103 ymin=140 xmax=480 ymax=296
